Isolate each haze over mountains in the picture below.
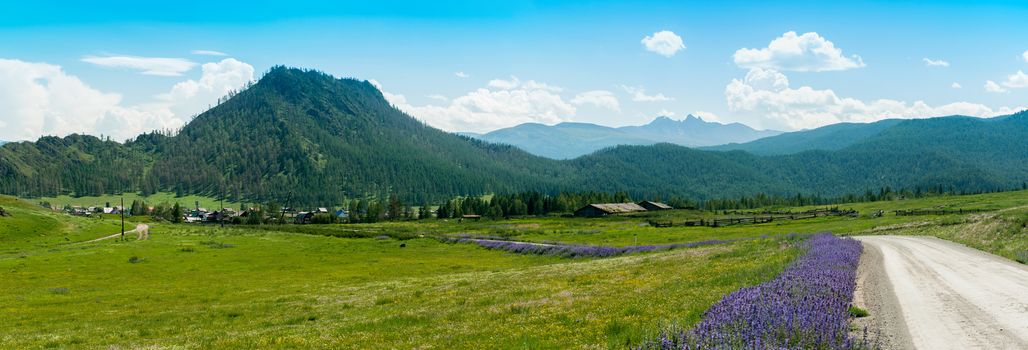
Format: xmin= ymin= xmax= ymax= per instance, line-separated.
xmin=0 ymin=66 xmax=1025 ymax=205
xmin=464 ymin=116 xmax=782 ymax=159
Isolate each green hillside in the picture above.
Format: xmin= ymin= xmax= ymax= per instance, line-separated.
xmin=704 ymin=119 xmax=903 ymax=155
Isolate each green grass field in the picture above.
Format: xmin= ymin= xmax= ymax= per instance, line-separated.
xmin=0 ymin=190 xmax=1025 ymax=348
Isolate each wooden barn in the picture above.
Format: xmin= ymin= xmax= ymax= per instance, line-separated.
xmin=574 ymin=203 xmax=647 ymax=217
xmin=638 ymin=201 xmax=672 ymax=211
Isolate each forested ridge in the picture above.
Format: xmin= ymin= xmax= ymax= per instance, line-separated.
xmin=1 ymin=66 xmax=1025 ymax=205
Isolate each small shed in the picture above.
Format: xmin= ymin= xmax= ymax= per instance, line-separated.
xmin=638 ymin=201 xmax=673 ymax=211
xmin=574 ymin=203 xmax=647 ymax=217
xmin=294 ymin=211 xmax=315 ymax=224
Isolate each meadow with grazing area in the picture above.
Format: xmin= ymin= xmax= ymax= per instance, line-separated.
xmin=1 ymin=190 xmax=1026 ymax=348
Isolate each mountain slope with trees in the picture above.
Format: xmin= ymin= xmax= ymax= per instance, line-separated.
xmin=703 ymin=119 xmax=903 ymax=155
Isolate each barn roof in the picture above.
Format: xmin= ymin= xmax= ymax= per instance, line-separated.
xmin=582 ymin=203 xmax=647 ymax=214
xmin=639 ymin=201 xmax=673 ymax=210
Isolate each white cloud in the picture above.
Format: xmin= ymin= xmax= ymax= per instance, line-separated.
xmin=691 ymin=111 xmax=724 ymax=123
xmin=81 ymin=55 xmax=197 ymax=76
xmin=641 ymin=30 xmax=686 ymax=57
xmin=725 ymin=67 xmax=1021 ymax=130
xmin=733 ymin=31 xmax=865 ymax=72
xmin=373 ymin=78 xmax=576 ymax=133
xmin=1001 ymin=70 xmax=1028 ymax=88
xmin=951 ymin=82 xmax=962 ymax=89
xmin=487 ymin=76 xmax=562 ymax=92
xmin=0 ymin=57 xmax=254 ymax=142
xmin=621 ymin=85 xmax=672 ymax=102
xmin=922 ymin=58 xmax=949 ymax=67
xmin=455 ymin=71 xmax=469 ymax=78
xmin=1023 ymin=50 xmax=1028 ymax=63
xmin=191 ymin=50 xmax=228 ymax=56
xmin=984 ymin=80 xmax=1007 ymax=93
xmin=571 ymin=90 xmax=620 ymax=112
xmin=158 ymin=58 xmax=255 ymax=119
xmin=656 ymin=109 xmax=676 ymax=117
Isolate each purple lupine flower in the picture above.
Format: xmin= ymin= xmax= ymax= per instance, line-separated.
xmin=639 ymin=233 xmax=866 ymax=349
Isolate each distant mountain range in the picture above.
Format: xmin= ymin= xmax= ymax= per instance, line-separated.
xmin=1 ymin=66 xmax=1025 ymax=205
xmin=462 ymin=116 xmax=782 ymax=159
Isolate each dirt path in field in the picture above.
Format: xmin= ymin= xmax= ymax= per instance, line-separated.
xmin=79 ymin=223 xmax=150 ymax=243
xmin=854 ymin=235 xmax=1028 ymax=349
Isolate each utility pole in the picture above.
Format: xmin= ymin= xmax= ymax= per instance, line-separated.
xmin=279 ymin=191 xmax=293 ymax=225
xmin=220 ymin=197 xmax=225 ymax=228
xmin=120 ymin=197 xmax=125 ymax=240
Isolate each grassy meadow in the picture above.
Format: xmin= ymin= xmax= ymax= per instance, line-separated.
xmin=0 ymin=190 xmax=1025 ymax=348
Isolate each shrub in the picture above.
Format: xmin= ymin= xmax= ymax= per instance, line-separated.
xmin=200 ymin=241 xmax=235 ymax=249
xmin=849 ymin=306 xmax=870 ymax=318
xmin=1015 ymin=251 xmax=1028 ymax=265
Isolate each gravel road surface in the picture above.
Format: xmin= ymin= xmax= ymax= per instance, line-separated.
xmin=855 ymin=235 xmax=1028 ymax=349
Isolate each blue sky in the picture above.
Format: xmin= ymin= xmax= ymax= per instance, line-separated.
xmin=1 ymin=0 xmax=1026 ymax=140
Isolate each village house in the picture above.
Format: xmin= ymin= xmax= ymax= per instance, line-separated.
xmin=574 ymin=203 xmax=647 ymax=217
xmin=294 ymin=211 xmax=315 ymax=224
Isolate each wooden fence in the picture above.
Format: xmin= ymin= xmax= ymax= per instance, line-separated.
xmin=649 ymin=208 xmax=858 ymax=228
xmin=894 ymin=208 xmax=991 ymax=216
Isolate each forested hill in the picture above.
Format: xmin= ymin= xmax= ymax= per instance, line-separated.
xmin=0 ymin=66 xmax=1025 ymax=205
xmin=571 ymin=112 xmax=1028 ymax=199
xmin=703 ymin=119 xmax=904 ymax=155
xmin=147 ymin=67 xmax=568 ymax=204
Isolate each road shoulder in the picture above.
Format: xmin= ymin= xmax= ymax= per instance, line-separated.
xmin=851 ymin=239 xmax=913 ymax=350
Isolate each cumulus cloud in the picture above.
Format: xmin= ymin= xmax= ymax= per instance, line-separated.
xmin=455 ymin=71 xmax=469 ymax=78
xmin=984 ymin=80 xmax=1007 ymax=93
xmin=733 ymin=31 xmax=865 ymax=72
xmin=373 ymin=78 xmax=576 ymax=133
xmin=641 ymin=30 xmax=686 ymax=57
xmin=1002 ymin=70 xmax=1028 ymax=88
xmin=621 ymin=85 xmax=672 ymax=102
xmin=951 ymin=82 xmax=962 ymax=89
xmin=158 ymin=58 xmax=255 ymax=119
xmin=922 ymin=58 xmax=949 ymax=67
xmin=81 ymin=55 xmax=197 ymax=76
xmin=487 ymin=76 xmax=562 ymax=92
xmin=571 ymin=90 xmax=620 ymax=112
xmin=191 ymin=50 xmax=228 ymax=56
xmin=725 ymin=67 xmax=1021 ymax=130
xmin=0 ymin=57 xmax=254 ymax=141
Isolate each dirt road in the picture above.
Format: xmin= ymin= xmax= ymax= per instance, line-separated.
xmin=855 ymin=235 xmax=1028 ymax=349
xmin=79 ymin=223 xmax=150 ymax=243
